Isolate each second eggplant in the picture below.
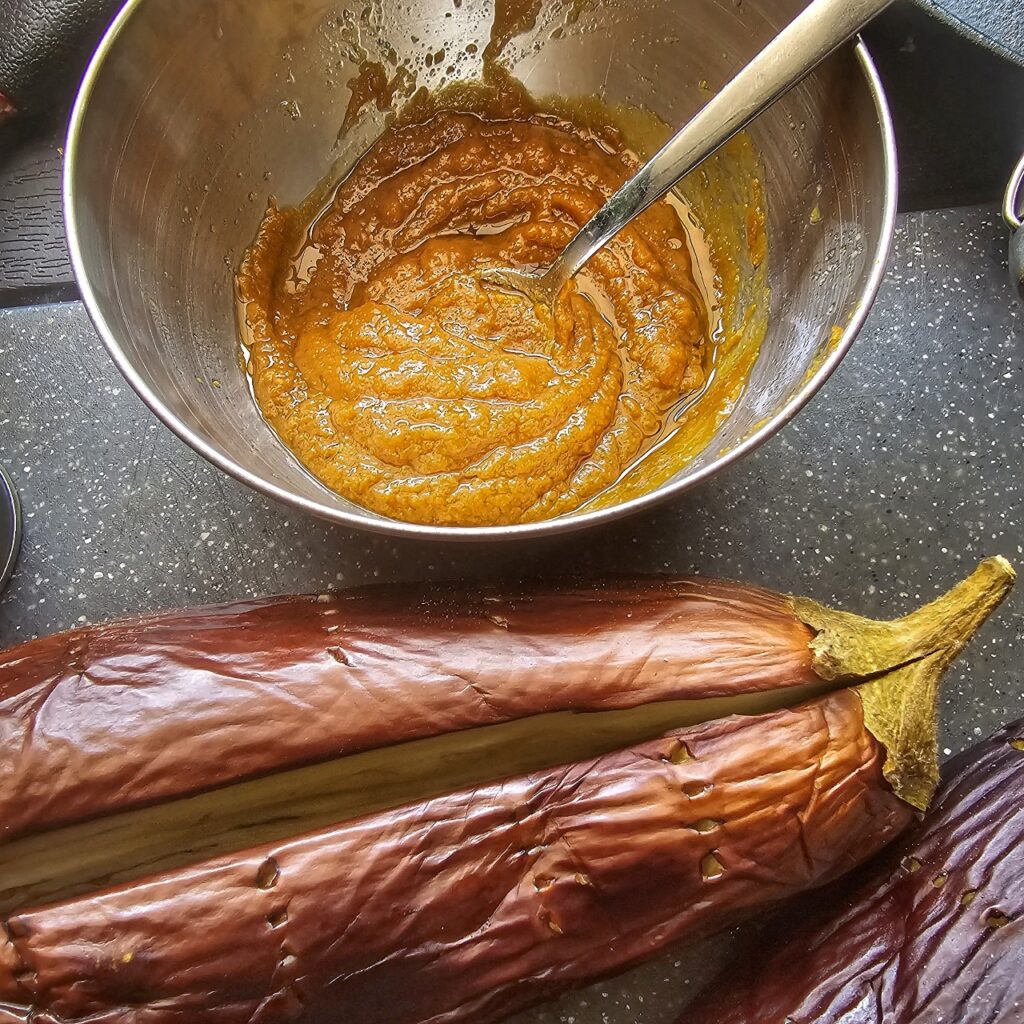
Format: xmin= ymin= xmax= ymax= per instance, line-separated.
xmin=679 ymin=717 xmax=1024 ymax=1024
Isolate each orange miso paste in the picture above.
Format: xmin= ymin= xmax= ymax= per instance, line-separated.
xmin=237 ymin=89 xmax=713 ymax=527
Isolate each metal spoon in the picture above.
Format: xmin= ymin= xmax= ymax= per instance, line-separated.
xmin=482 ymin=0 xmax=893 ymax=307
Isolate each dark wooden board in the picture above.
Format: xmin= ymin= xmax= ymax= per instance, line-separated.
xmin=0 ymin=116 xmax=75 ymax=305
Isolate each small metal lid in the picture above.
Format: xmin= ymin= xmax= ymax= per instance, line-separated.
xmin=1004 ymin=152 xmax=1024 ymax=232
xmin=0 ymin=464 xmax=21 ymax=594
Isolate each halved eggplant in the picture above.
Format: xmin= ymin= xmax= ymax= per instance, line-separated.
xmin=0 ymin=559 xmax=1014 ymax=1024
xmin=0 ymin=576 xmax=821 ymax=845
xmin=0 ymin=563 xmax=1011 ymax=846
xmin=0 ymin=690 xmax=914 ymax=1024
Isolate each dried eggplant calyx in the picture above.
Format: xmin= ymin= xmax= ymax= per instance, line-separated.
xmin=794 ymin=556 xmax=1015 ymax=809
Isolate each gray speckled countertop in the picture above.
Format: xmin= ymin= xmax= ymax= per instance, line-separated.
xmin=0 ymin=202 xmax=1022 ymax=1022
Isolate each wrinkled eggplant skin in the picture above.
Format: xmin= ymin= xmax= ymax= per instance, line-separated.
xmin=0 ymin=578 xmax=817 ymax=845
xmin=680 ymin=719 xmax=1024 ymax=1024
xmin=0 ymin=690 xmax=914 ymax=1024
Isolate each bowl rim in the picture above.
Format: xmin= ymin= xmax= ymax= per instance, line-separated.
xmin=63 ymin=3 xmax=898 ymax=543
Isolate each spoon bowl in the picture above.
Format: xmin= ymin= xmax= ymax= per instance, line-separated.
xmin=476 ymin=266 xmax=565 ymax=308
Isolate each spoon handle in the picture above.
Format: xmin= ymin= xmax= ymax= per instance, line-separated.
xmin=546 ymin=0 xmax=894 ymax=294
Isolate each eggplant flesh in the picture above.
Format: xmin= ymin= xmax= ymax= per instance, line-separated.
xmin=0 ymin=679 xmax=838 ymax=915
xmin=678 ymin=719 xmax=1024 ymax=1024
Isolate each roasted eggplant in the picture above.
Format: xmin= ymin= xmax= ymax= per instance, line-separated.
xmin=0 ymin=691 xmax=917 ymax=1024
xmin=0 ymin=576 xmax=823 ymax=844
xmin=679 ymin=718 xmax=1024 ymax=1024
xmin=0 ymin=559 xmax=1014 ymax=1024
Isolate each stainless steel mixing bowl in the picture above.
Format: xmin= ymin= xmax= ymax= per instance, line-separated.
xmin=64 ymin=0 xmax=896 ymax=540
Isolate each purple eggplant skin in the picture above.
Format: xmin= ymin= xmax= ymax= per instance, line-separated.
xmin=680 ymin=719 xmax=1024 ymax=1024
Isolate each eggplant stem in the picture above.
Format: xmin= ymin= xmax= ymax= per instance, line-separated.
xmin=792 ymin=557 xmax=1016 ymax=811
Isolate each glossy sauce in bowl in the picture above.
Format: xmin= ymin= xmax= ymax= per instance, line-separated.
xmin=237 ymin=80 xmax=717 ymax=527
